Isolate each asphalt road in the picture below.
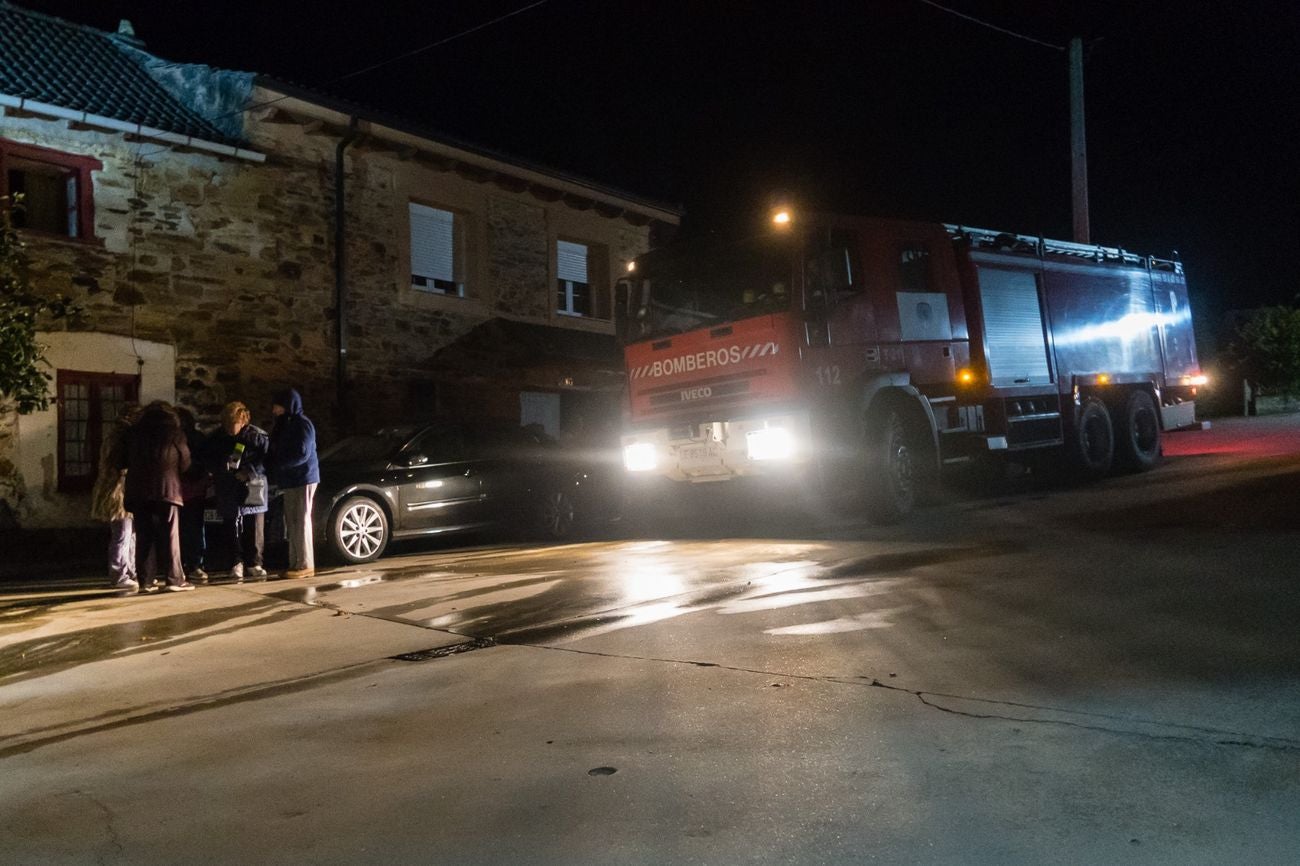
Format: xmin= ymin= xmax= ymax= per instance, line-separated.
xmin=1 ymin=415 xmax=1298 ymax=864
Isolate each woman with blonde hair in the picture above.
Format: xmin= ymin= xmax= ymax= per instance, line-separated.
xmin=90 ymin=402 xmax=141 ymax=591
xmin=205 ymin=401 xmax=270 ymax=581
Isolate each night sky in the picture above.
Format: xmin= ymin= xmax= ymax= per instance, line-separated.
xmin=19 ymin=0 xmax=1300 ymax=334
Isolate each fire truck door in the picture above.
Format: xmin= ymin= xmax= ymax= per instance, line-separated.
xmin=803 ymin=231 xmax=872 ymax=389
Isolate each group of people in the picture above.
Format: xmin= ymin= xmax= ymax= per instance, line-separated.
xmin=90 ymin=388 xmax=320 ymax=593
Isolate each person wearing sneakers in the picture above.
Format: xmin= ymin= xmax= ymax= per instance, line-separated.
xmin=120 ymin=401 xmax=195 ymax=592
xmin=176 ymin=407 xmax=210 ymax=584
xmin=90 ymin=403 xmax=141 ymax=592
xmin=267 ymin=388 xmax=319 ymax=579
xmin=206 ymin=401 xmax=270 ymax=582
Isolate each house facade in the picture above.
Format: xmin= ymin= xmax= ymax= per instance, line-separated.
xmin=0 ymin=3 xmax=678 ymax=528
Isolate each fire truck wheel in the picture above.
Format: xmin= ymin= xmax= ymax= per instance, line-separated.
xmin=535 ymin=488 xmax=578 ymax=540
xmin=1114 ymin=389 xmax=1162 ymax=472
xmin=329 ymin=495 xmax=390 ymax=564
xmin=865 ymin=410 xmax=917 ymax=524
xmin=1070 ymin=396 xmax=1115 ymax=478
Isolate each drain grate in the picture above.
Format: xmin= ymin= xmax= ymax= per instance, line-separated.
xmin=391 ymin=637 xmax=496 ymax=661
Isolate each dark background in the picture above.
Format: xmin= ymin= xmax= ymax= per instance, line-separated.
xmin=21 ymin=0 xmax=1300 ymax=335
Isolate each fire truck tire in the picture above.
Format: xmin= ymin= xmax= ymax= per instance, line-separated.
xmin=1069 ymin=396 xmax=1115 ymax=478
xmin=864 ymin=409 xmax=917 ymax=524
xmin=1114 ymin=389 xmax=1162 ymax=472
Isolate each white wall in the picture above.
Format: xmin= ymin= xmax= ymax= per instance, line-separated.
xmin=16 ymin=332 xmax=174 ymax=528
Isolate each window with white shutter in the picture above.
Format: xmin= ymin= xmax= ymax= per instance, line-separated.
xmin=410 ymin=202 xmax=464 ymax=296
xmin=557 ymin=240 xmax=591 ymax=316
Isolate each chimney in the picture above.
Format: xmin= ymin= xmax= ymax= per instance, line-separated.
xmin=111 ymin=19 xmax=145 ymax=49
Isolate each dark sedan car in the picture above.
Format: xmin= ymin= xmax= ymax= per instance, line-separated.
xmin=310 ymin=420 xmax=619 ymax=563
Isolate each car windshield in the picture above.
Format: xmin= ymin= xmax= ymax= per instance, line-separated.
xmin=320 ymin=426 xmax=417 ymax=463
xmin=620 ymin=236 xmax=796 ymax=342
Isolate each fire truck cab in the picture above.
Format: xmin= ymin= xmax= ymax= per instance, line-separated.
xmin=616 ymin=212 xmax=1203 ymax=522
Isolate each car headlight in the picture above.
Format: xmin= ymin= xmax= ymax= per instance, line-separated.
xmin=746 ymin=427 xmax=796 ymax=461
xmin=623 ymin=442 xmax=658 ymax=472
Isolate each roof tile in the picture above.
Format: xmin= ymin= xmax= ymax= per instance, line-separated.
xmin=0 ymin=2 xmax=243 ymax=146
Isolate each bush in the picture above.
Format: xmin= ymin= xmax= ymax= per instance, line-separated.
xmin=1227 ymin=304 xmax=1300 ymax=399
xmin=0 ymin=196 xmax=77 ymax=414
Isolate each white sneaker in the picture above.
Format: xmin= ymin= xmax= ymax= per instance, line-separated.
xmin=230 ymin=562 xmax=245 ymax=582
xmin=113 ymin=577 xmax=139 ymax=591
xmin=246 ymin=565 xmax=268 ymax=579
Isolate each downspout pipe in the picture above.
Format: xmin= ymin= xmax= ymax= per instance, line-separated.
xmin=334 ymin=117 xmax=359 ymax=433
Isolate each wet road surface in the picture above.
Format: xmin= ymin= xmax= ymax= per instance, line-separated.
xmin=1 ymin=415 xmax=1299 ymax=863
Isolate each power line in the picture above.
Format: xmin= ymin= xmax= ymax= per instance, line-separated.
xmin=913 ymin=0 xmax=1065 ymax=51
xmin=333 ymin=0 xmax=549 ymax=85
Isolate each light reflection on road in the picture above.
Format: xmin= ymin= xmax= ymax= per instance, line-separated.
xmin=269 ymin=540 xmax=987 ymax=645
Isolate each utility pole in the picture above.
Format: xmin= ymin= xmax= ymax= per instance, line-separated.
xmin=1069 ymin=36 xmax=1090 ymax=244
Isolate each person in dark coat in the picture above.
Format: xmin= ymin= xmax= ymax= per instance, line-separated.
xmin=206 ymin=401 xmax=270 ymax=582
xmin=176 ymin=407 xmax=210 ymax=583
xmin=121 ymin=401 xmax=195 ymax=592
xmin=267 ymin=388 xmax=319 ymax=579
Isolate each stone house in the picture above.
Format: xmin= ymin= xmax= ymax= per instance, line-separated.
xmin=0 ymin=2 xmax=678 ymax=528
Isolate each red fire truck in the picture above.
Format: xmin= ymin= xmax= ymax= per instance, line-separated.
xmin=615 ymin=211 xmax=1205 ymax=522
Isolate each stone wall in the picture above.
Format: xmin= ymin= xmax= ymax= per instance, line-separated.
xmin=0 ymin=101 xmax=660 ymax=526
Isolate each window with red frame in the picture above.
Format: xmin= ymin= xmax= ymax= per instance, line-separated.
xmin=0 ymin=139 xmax=100 ymax=239
xmin=57 ymin=371 xmax=139 ymax=492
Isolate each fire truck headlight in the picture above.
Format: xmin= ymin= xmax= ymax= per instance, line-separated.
xmin=623 ymin=442 xmax=658 ymax=472
xmin=746 ymin=427 xmax=796 ymax=461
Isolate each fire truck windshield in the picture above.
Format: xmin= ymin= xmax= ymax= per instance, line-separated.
xmin=621 ymin=237 xmax=795 ymax=343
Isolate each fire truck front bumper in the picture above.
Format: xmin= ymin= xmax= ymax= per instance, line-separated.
xmin=621 ymin=412 xmax=813 ymax=484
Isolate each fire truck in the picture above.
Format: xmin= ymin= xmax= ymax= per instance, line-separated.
xmin=615 ymin=211 xmax=1205 ymax=522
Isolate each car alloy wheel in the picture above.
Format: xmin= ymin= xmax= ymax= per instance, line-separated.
xmin=538 ymin=489 xmax=576 ymax=540
xmin=333 ymin=496 xmax=389 ymax=563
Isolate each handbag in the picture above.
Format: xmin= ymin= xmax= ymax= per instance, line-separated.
xmin=244 ymin=475 xmax=268 ymax=508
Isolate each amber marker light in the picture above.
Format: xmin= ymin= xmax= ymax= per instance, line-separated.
xmin=772 ymin=209 xmax=792 ymax=226
xmin=957 ymin=368 xmax=976 ymax=384
xmin=1097 ymin=373 xmax=1111 ymax=385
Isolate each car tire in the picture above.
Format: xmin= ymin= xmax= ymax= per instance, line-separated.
xmin=535 ymin=488 xmax=578 ymax=541
xmin=1070 ymin=396 xmax=1115 ymax=479
xmin=864 ymin=409 xmax=917 ymax=525
xmin=329 ymin=495 xmax=389 ymax=564
xmin=1114 ymin=389 xmax=1162 ymax=472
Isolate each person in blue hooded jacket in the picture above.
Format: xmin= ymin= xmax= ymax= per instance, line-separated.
xmin=267 ymin=388 xmax=319 ymax=578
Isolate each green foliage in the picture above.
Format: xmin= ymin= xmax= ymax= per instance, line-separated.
xmin=1229 ymin=304 xmax=1300 ymax=398
xmin=0 ymin=196 xmax=77 ymax=414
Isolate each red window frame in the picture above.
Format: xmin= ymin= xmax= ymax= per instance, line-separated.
xmin=56 ymin=370 xmax=140 ymax=493
xmin=0 ymin=138 xmax=101 ymax=241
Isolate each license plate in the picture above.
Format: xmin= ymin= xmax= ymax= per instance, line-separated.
xmin=203 ymin=508 xmax=220 ymax=523
xmin=678 ymin=442 xmax=723 ymax=468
